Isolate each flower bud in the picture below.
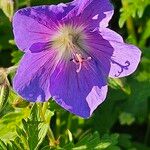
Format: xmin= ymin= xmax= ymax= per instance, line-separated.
xmin=0 ymin=68 xmax=7 ymax=85
xmin=0 ymin=0 xmax=14 ymax=21
xmin=0 ymin=68 xmax=10 ymax=111
xmin=108 ymin=78 xmax=131 ymax=95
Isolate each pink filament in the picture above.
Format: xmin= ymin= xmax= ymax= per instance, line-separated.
xmin=72 ymin=53 xmax=91 ymax=73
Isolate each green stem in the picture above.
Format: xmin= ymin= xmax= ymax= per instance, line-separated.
xmin=122 ymin=1 xmax=137 ymax=44
xmin=56 ymin=112 xmax=61 ymax=138
xmin=14 ymin=0 xmax=19 ymax=10
xmin=67 ymin=114 xmax=72 ymax=130
xmin=39 ymin=102 xmax=56 ymax=146
xmin=139 ymin=20 xmax=150 ymax=47
xmin=42 ymin=102 xmax=48 ymax=114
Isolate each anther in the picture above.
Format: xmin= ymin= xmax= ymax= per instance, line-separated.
xmin=71 ymin=53 xmax=91 ymax=73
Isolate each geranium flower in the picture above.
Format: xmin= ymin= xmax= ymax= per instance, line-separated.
xmin=13 ymin=0 xmax=141 ymax=118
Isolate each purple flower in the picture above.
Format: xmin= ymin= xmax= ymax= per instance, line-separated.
xmin=12 ymin=0 xmax=141 ymax=118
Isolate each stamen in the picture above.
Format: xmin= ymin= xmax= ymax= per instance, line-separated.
xmin=71 ymin=53 xmax=91 ymax=73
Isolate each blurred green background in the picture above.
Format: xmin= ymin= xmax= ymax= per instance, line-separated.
xmin=0 ymin=0 xmax=150 ymax=149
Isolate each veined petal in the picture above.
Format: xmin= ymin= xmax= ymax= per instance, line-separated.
xmin=65 ymin=0 xmax=114 ymax=30
xmin=108 ymin=42 xmax=141 ymax=78
xmin=13 ymin=50 xmax=59 ymax=102
xmin=86 ymin=29 xmax=141 ymax=78
xmin=50 ymin=60 xmax=108 ymax=118
xmin=99 ymin=29 xmax=141 ymax=78
xmin=13 ymin=3 xmax=76 ymax=52
xmin=99 ymin=28 xmax=124 ymax=43
xmin=85 ymin=31 xmax=113 ymax=76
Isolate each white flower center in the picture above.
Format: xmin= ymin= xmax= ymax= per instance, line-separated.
xmin=52 ymin=24 xmax=87 ymax=55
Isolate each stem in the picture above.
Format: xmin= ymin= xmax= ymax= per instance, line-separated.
xmin=139 ymin=20 xmax=150 ymax=47
xmin=56 ymin=112 xmax=61 ymax=138
xmin=122 ymin=1 xmax=137 ymax=44
xmin=67 ymin=114 xmax=72 ymax=130
xmin=14 ymin=0 xmax=19 ymax=10
xmin=42 ymin=102 xmax=48 ymax=115
xmin=39 ymin=103 xmax=56 ymax=146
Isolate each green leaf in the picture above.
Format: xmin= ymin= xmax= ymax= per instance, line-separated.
xmin=119 ymin=0 xmax=150 ymax=28
xmin=18 ymin=104 xmax=52 ymax=150
xmin=0 ymin=139 xmax=7 ymax=150
xmin=118 ymin=134 xmax=133 ymax=149
xmin=24 ymin=104 xmax=41 ymax=150
xmin=119 ymin=112 xmax=135 ymax=125
xmin=0 ymin=108 xmax=30 ymax=141
xmin=100 ymin=134 xmax=119 ymax=149
xmin=68 ymin=132 xmax=120 ymax=150
xmin=75 ymin=132 xmax=100 ymax=148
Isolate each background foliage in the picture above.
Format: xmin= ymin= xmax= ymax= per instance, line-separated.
xmin=0 ymin=0 xmax=150 ymax=149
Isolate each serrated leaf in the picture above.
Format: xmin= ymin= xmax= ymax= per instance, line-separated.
xmin=0 ymin=108 xmax=30 ymax=142
xmin=20 ymin=104 xmax=52 ymax=150
xmin=0 ymin=139 xmax=7 ymax=150
xmin=74 ymin=132 xmax=101 ymax=150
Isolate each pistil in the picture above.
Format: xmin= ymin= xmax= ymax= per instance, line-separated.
xmin=72 ymin=53 xmax=91 ymax=73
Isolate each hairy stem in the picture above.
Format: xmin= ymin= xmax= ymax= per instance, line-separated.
xmin=39 ymin=102 xmax=56 ymax=147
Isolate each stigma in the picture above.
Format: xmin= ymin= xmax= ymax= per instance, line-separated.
xmin=71 ymin=53 xmax=91 ymax=73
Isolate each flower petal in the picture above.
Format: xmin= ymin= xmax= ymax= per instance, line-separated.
xmin=13 ymin=50 xmax=58 ymax=102
xmin=99 ymin=28 xmax=124 ymax=43
xmin=108 ymin=42 xmax=141 ymax=78
xmin=50 ymin=60 xmax=108 ymax=118
xmin=13 ymin=3 xmax=75 ymax=52
xmin=85 ymin=29 xmax=141 ymax=78
xmin=99 ymin=29 xmax=141 ymax=78
xmin=65 ymin=0 xmax=114 ymax=29
xmin=85 ymin=31 xmax=113 ymax=76
xmin=29 ymin=42 xmax=50 ymax=53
